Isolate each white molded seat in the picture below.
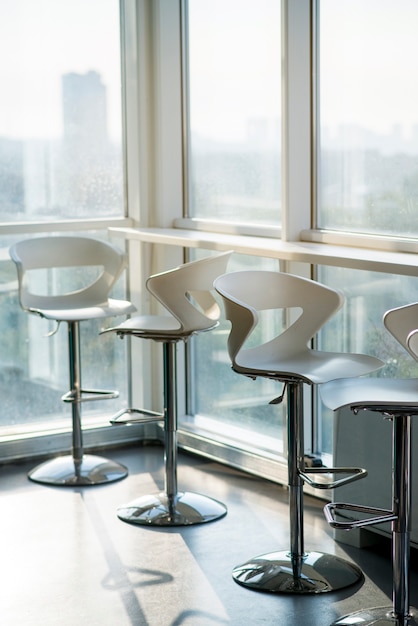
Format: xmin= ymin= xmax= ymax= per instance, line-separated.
xmin=10 ymin=235 xmax=136 ymax=486
xmin=214 ymin=270 xmax=384 ymax=594
xmin=320 ymin=301 xmax=418 ymax=626
xmin=215 ymin=270 xmax=382 ymax=383
xmin=104 ymin=251 xmax=233 ymax=526
xmin=111 ymin=251 xmax=228 ymax=340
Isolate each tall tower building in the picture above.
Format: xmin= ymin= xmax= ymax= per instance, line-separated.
xmin=62 ymin=70 xmax=108 ymax=156
xmin=59 ymin=71 xmax=112 ymax=213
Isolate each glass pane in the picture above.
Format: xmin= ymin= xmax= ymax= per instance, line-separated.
xmin=317 ymin=267 xmax=418 ymax=455
xmin=0 ymin=0 xmax=123 ymax=222
xmin=186 ymin=253 xmax=286 ymax=457
xmin=318 ymin=0 xmax=418 ymax=236
xmin=0 ymin=232 xmax=130 ymax=436
xmin=187 ymin=0 xmax=281 ymax=227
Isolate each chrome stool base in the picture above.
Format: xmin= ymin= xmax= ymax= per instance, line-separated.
xmin=28 ymin=454 xmax=128 ymax=486
xmin=117 ymin=491 xmax=228 ymax=526
xmin=332 ymin=607 xmax=418 ymax=625
xmin=232 ymin=550 xmax=363 ymax=594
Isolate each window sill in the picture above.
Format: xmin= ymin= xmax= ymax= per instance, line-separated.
xmin=109 ymin=225 xmax=418 ymax=276
xmin=173 ymin=217 xmax=281 ymax=238
xmin=301 ymin=228 xmax=418 ymax=255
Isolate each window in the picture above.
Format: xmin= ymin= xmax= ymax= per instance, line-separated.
xmin=0 ymin=0 xmax=123 ymax=222
xmin=0 ymin=1 xmax=128 ymax=444
xmin=317 ymin=266 xmax=418 ymax=454
xmin=316 ymin=1 xmax=418 ymax=456
xmin=186 ymin=0 xmax=282 ymax=228
xmin=318 ymin=0 xmax=418 ymax=237
xmin=181 ymin=1 xmax=286 ymax=464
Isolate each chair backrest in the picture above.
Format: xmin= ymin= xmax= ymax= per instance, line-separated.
xmin=146 ymin=251 xmax=233 ymax=335
xmin=10 ymin=236 xmax=127 ymax=312
xmin=384 ymin=302 xmax=418 ymax=362
xmin=214 ymin=270 xmax=343 ymax=367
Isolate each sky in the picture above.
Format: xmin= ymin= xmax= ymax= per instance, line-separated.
xmin=188 ymin=0 xmax=281 ymax=143
xmin=320 ymin=0 xmax=418 ymax=136
xmin=189 ymin=0 xmax=418 ymax=143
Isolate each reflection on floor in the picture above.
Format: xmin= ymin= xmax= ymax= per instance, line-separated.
xmin=2 ymin=444 xmax=416 ymax=626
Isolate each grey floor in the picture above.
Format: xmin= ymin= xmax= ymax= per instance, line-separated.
xmin=2 ymin=444 xmax=416 ymax=626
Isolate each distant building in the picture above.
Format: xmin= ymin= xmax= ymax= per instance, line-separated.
xmin=59 ymin=70 xmax=121 ymax=214
xmin=62 ymin=70 xmax=108 ymax=158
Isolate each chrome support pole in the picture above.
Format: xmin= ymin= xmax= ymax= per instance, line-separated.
xmin=27 ymin=320 xmax=128 ymax=486
xmin=163 ymin=340 xmax=178 ymax=501
xmin=331 ymin=414 xmax=418 ymax=625
xmin=392 ymin=414 xmax=411 ymax=620
xmin=68 ymin=321 xmax=83 ymax=470
xmin=231 ymin=380 xmax=363 ymax=594
xmin=288 ymin=381 xmax=305 ymax=577
xmin=115 ymin=337 xmax=227 ymax=526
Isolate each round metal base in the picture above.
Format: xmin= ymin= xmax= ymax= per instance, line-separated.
xmin=332 ymin=607 xmax=418 ymax=625
xmin=28 ymin=454 xmax=128 ymax=486
xmin=117 ymin=491 xmax=227 ymax=526
xmin=232 ymin=550 xmax=363 ymax=594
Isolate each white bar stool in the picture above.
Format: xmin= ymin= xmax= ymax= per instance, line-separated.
xmin=214 ymin=270 xmax=384 ymax=594
xmin=320 ymin=301 xmax=418 ymax=625
xmin=10 ymin=236 xmax=136 ymax=486
xmin=104 ymin=251 xmax=232 ymax=526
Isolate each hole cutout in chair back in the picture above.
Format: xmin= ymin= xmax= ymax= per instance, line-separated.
xmin=244 ymin=307 xmax=303 ymax=349
xmin=24 ymin=265 xmax=106 ymax=298
xmin=214 ymin=270 xmax=344 ymax=364
xmin=145 ymin=251 xmax=232 ymax=335
xmin=187 ymin=289 xmax=220 ymax=321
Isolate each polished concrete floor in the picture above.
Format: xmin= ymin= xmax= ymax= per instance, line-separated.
xmin=2 ymin=443 xmax=417 ymax=626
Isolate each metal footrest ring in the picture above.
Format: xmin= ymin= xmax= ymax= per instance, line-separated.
xmin=324 ymin=501 xmax=397 ymax=530
xmin=110 ymin=407 xmax=164 ymax=425
xmin=62 ymin=387 xmax=119 ymax=403
xmin=300 ymin=466 xmax=367 ymax=490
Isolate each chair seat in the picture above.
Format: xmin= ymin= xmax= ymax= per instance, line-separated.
xmin=32 ymin=298 xmax=136 ymax=322
xmin=106 ymin=314 xmax=218 ymax=340
xmin=320 ymin=376 xmax=418 ymax=412
xmin=234 ymin=349 xmax=383 ymax=385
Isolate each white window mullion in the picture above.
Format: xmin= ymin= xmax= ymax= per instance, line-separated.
xmin=282 ymin=0 xmax=314 ymax=454
xmin=281 ymin=0 xmax=312 ymax=243
xmin=125 ymin=1 xmax=184 ymax=418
